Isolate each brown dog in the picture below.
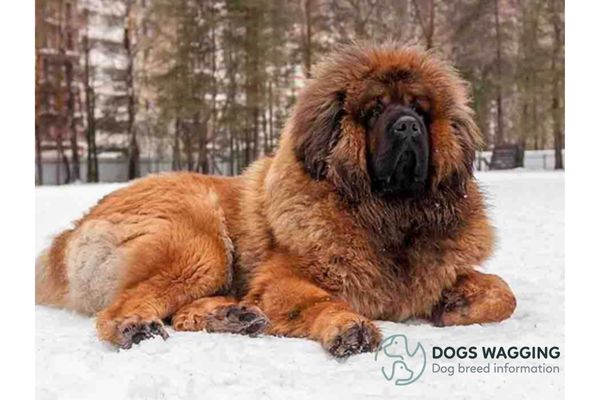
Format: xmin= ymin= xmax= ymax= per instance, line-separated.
xmin=36 ymin=44 xmax=516 ymax=357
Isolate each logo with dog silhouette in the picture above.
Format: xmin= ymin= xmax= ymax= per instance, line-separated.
xmin=374 ymin=334 xmax=427 ymax=386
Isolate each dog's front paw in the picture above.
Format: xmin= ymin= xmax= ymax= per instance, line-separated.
xmin=98 ymin=315 xmax=169 ymax=349
xmin=431 ymin=290 xmax=470 ymax=327
xmin=430 ymin=272 xmax=517 ymax=326
xmin=205 ymin=304 xmax=270 ymax=336
xmin=322 ymin=317 xmax=382 ymax=358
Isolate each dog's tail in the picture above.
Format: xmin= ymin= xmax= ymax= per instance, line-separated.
xmin=35 ymin=249 xmax=53 ymax=304
xmin=35 ymin=231 xmax=71 ymax=308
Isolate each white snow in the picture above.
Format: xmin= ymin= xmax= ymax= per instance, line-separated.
xmin=36 ymin=171 xmax=564 ymax=400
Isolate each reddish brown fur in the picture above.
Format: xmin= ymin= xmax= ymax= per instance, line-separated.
xmin=36 ymin=44 xmax=516 ymax=356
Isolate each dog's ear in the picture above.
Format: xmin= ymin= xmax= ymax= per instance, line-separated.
xmin=293 ymin=90 xmax=346 ymax=180
xmin=439 ymin=109 xmax=481 ymax=196
xmin=451 ymin=110 xmax=481 ymax=178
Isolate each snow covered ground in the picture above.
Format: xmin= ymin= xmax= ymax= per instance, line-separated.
xmin=35 ymin=171 xmax=564 ymax=400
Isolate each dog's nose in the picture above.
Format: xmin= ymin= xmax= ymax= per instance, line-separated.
xmin=393 ymin=115 xmax=422 ymax=139
xmin=369 ymin=106 xmax=429 ymax=196
xmin=390 ymin=112 xmax=429 ymax=185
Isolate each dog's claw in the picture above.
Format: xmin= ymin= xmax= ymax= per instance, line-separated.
xmin=117 ymin=318 xmax=168 ymax=349
xmin=326 ymin=320 xmax=382 ymax=358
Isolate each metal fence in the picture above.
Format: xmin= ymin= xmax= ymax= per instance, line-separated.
xmin=37 ymin=158 xmax=173 ymax=185
xmin=476 ymin=149 xmax=564 ymax=171
xmin=37 ymin=150 xmax=564 ymax=185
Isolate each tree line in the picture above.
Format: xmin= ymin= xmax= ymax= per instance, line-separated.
xmin=35 ymin=0 xmax=564 ymax=185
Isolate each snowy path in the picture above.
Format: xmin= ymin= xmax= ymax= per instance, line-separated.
xmin=35 ymin=171 xmax=564 ymax=400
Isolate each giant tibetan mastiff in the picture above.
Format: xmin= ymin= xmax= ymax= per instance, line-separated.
xmin=36 ymin=44 xmax=516 ymax=357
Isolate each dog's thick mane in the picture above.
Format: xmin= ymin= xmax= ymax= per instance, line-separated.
xmin=282 ymin=42 xmax=483 ymax=247
xmin=288 ymin=42 xmax=482 ymax=207
xmin=351 ymin=180 xmax=479 ymax=248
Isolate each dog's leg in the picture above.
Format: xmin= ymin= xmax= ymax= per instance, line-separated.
xmin=96 ymin=233 xmax=233 ymax=349
xmin=430 ymin=270 xmax=516 ymax=327
xmin=171 ymin=296 xmax=269 ymax=335
xmin=243 ymin=253 xmax=382 ymax=357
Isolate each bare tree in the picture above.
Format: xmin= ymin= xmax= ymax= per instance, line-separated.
xmin=493 ymin=0 xmax=504 ymax=146
xmin=35 ymin=123 xmax=43 ymax=185
xmin=123 ymin=0 xmax=139 ymax=179
xmin=301 ymin=0 xmax=314 ymax=77
xmin=550 ymin=0 xmax=564 ymax=169
xmin=81 ymin=10 xmax=98 ymax=182
xmin=36 ymin=0 xmax=80 ymax=184
xmin=412 ymin=0 xmax=436 ymax=49
xmin=34 ymin=0 xmax=566 ymax=182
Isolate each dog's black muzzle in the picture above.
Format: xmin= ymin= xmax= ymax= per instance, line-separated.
xmin=369 ymin=106 xmax=429 ymax=196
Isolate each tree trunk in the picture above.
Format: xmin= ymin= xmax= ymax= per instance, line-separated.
xmin=173 ymin=117 xmax=182 ymax=171
xmin=494 ymin=0 xmax=504 ymax=146
xmin=229 ymin=132 xmax=235 ymax=176
xmin=426 ymin=0 xmax=435 ymax=49
xmin=82 ymin=11 xmax=98 ymax=182
xmin=521 ymin=103 xmax=529 ymax=150
xmin=85 ymin=78 xmax=98 ymax=182
xmin=252 ymin=107 xmax=260 ymax=161
xmin=57 ymin=131 xmax=70 ymax=185
xmin=209 ymin=15 xmax=218 ymax=174
xmin=533 ymin=100 xmax=541 ymax=150
xmin=551 ymin=0 xmax=564 ymax=169
xmin=302 ymin=0 xmax=313 ymax=78
xmin=61 ymin=148 xmax=71 ymax=184
xmin=267 ymin=80 xmax=274 ymax=153
xmin=182 ymin=125 xmax=193 ymax=171
xmin=35 ymin=124 xmax=43 ymax=185
xmin=194 ymin=112 xmax=209 ymax=173
xmin=235 ymin=134 xmax=242 ymax=174
xmin=65 ymin=59 xmax=80 ymax=181
xmin=124 ymin=2 xmax=139 ymax=179
xmin=128 ymin=134 xmax=140 ymax=178
xmin=412 ymin=0 xmax=435 ymax=50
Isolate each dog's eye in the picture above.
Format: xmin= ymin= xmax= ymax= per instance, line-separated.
xmin=411 ymin=103 xmax=430 ymax=124
xmin=365 ymin=101 xmax=384 ymax=127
